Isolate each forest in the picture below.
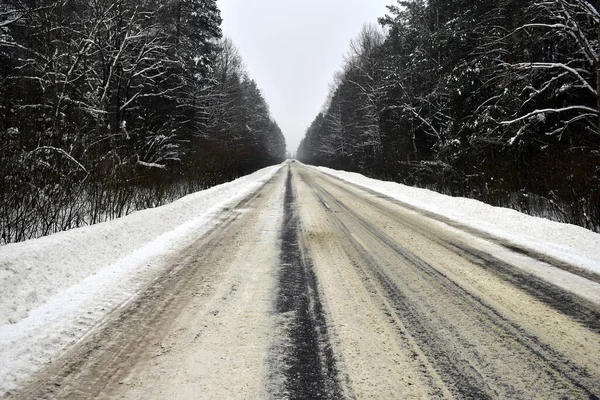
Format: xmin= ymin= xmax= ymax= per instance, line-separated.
xmin=0 ymin=0 xmax=286 ymax=244
xmin=297 ymin=0 xmax=600 ymax=232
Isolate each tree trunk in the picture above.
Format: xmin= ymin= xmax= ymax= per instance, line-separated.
xmin=597 ymin=6 xmax=600 ymax=137
xmin=506 ymin=0 xmax=515 ymax=64
xmin=176 ymin=1 xmax=182 ymax=48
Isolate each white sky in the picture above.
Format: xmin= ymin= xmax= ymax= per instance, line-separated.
xmin=216 ymin=0 xmax=393 ymax=154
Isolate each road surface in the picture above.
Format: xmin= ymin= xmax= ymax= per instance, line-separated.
xmin=10 ymin=162 xmax=600 ymax=399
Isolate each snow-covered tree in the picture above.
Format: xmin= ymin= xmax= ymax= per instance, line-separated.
xmin=299 ymin=0 xmax=600 ymax=231
xmin=0 ymin=1 xmax=284 ymax=244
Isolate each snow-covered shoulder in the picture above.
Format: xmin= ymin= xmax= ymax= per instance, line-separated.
xmin=0 ymin=163 xmax=283 ymax=394
xmin=313 ymin=165 xmax=600 ymax=277
xmin=0 ymin=164 xmax=282 ymax=328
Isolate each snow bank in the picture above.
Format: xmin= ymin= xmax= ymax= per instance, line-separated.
xmin=0 ymin=164 xmax=283 ymax=328
xmin=314 ymin=166 xmax=600 ymax=276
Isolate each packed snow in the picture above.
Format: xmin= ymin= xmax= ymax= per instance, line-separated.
xmin=0 ymin=163 xmax=283 ymax=395
xmin=314 ymin=165 xmax=600 ymax=277
xmin=2 ymin=160 xmax=600 ymax=396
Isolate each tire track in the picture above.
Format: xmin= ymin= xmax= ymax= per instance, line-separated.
xmin=269 ymin=167 xmax=346 ymax=399
xmin=10 ymin=172 xmax=282 ymax=400
xmin=297 ymin=167 xmax=600 ymax=399
xmin=315 ymin=170 xmax=600 ymax=285
xmin=448 ymin=242 xmax=600 ymax=333
xmin=309 ymin=170 xmax=600 ymax=332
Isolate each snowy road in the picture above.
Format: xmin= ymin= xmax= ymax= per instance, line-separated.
xmin=8 ymin=162 xmax=600 ymax=399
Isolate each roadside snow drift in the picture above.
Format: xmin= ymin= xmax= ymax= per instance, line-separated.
xmin=314 ymin=165 xmax=600 ymax=277
xmin=0 ymin=164 xmax=282 ymax=327
xmin=0 ymin=163 xmax=283 ymax=395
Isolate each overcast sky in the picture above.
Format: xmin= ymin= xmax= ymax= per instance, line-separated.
xmin=216 ymin=0 xmax=393 ymax=154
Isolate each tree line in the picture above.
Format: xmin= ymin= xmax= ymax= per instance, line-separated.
xmin=0 ymin=0 xmax=286 ymax=244
xmin=298 ymin=0 xmax=600 ymax=232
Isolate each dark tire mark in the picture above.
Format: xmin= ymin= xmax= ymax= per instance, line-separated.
xmin=271 ymin=167 xmax=345 ymax=399
xmin=315 ymin=169 xmax=600 ymax=285
xmin=299 ymin=169 xmax=600 ymax=399
xmin=311 ymin=171 xmax=600 ymax=332
xmin=500 ymin=243 xmax=600 ymax=285
xmin=449 ymin=242 xmax=600 ymax=333
xmin=302 ymin=175 xmax=495 ymax=399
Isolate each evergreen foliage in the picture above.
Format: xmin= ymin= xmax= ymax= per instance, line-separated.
xmin=0 ymin=0 xmax=286 ymax=244
xmin=298 ymin=0 xmax=600 ymax=231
